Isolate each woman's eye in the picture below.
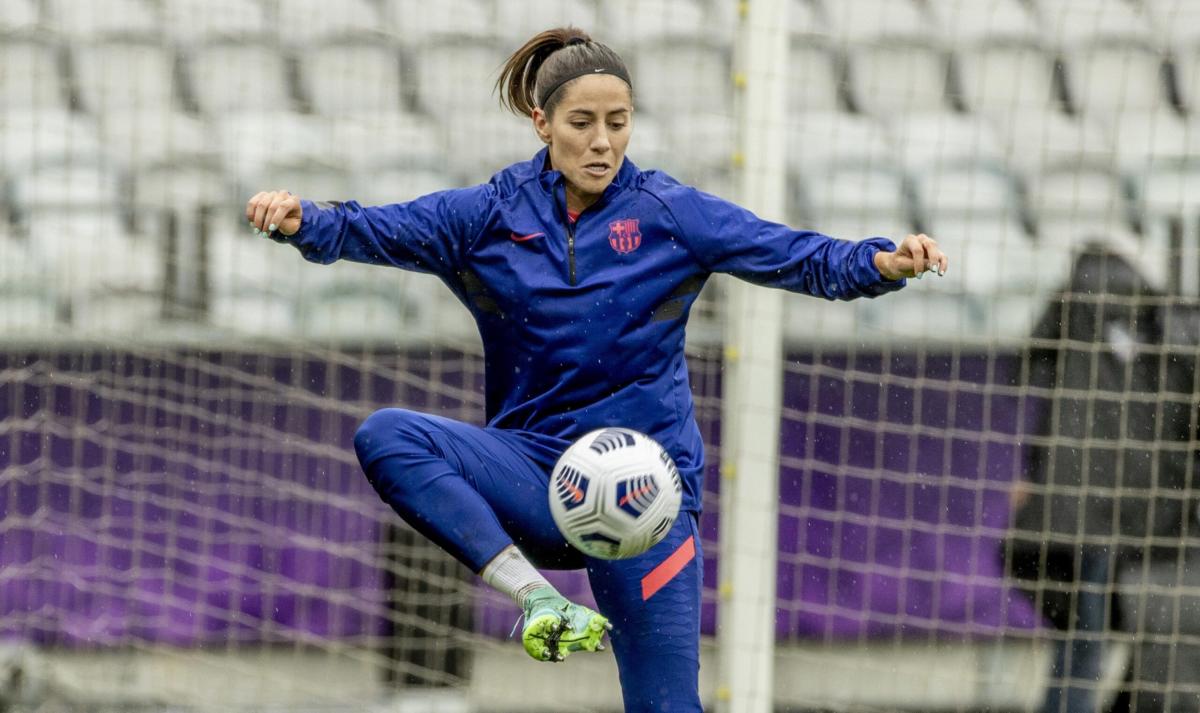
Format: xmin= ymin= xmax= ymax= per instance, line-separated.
xmin=609 ymin=123 xmax=626 ymax=131
xmin=572 ymin=122 xmax=589 ymax=129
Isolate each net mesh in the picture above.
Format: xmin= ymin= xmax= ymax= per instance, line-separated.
xmin=2 ymin=0 xmax=1200 ymax=711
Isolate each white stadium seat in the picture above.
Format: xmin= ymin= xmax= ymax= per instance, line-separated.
xmin=188 ymin=42 xmax=295 ymax=115
xmin=822 ymin=0 xmax=930 ymax=43
xmin=1143 ymin=0 xmax=1200 ymax=49
xmin=925 ymin=0 xmax=1039 ymax=45
xmin=98 ymin=110 xmax=211 ymax=169
xmin=132 ymin=163 xmax=229 ymax=212
xmin=0 ymin=39 xmax=67 ymax=112
xmin=809 ymin=164 xmax=914 ymax=239
xmin=300 ymin=39 xmax=406 ymax=115
xmin=602 ymin=0 xmax=711 ymax=48
xmin=914 ymin=164 xmax=1020 ymax=224
xmin=0 ymin=0 xmax=38 ymax=33
xmin=1171 ymin=44 xmax=1200 ymax=114
xmin=214 ymin=112 xmax=329 ymax=177
xmin=1062 ymin=40 xmax=1170 ymax=117
xmin=73 ymin=40 xmax=181 ymax=115
xmin=957 ymin=39 xmax=1061 ymax=117
xmin=277 ymin=0 xmax=382 ymax=43
xmin=788 ymin=112 xmax=894 ymax=172
xmin=888 ymin=112 xmax=1005 ymax=171
xmin=412 ymin=41 xmax=509 ymax=115
xmin=997 ymin=111 xmax=1113 ymax=172
xmin=669 ymin=113 xmax=735 ymax=175
xmin=161 ymin=0 xmax=270 ymax=45
xmin=1109 ymin=112 xmax=1198 ymax=174
xmin=327 ymin=112 xmax=446 ymax=170
xmin=922 ymin=216 xmax=1037 ymax=295
xmin=384 ymin=0 xmax=496 ymax=45
xmin=446 ymin=112 xmax=541 ymax=182
xmin=43 ymin=0 xmax=160 ymax=38
xmin=846 ymin=39 xmax=954 ymax=116
xmin=1035 ymin=0 xmax=1156 ymax=48
xmin=787 ymin=40 xmax=845 ymax=113
xmin=492 ymin=0 xmax=601 ymax=45
xmin=631 ymin=40 xmax=730 ymax=118
xmin=0 ymin=111 xmax=104 ymax=170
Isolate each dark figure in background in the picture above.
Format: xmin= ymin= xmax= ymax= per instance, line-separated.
xmin=1007 ymin=246 xmax=1200 ymax=713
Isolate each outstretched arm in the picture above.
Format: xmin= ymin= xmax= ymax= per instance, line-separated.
xmin=243 ymin=185 xmax=494 ymax=277
xmin=873 ymin=233 xmax=949 ymax=281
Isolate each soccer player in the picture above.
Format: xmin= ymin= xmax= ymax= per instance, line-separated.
xmin=245 ymin=27 xmax=948 ymax=712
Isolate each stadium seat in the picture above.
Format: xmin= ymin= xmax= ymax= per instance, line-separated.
xmin=822 ymin=0 xmax=930 ymax=43
xmin=327 ymin=112 xmax=446 ymax=171
xmin=412 ymin=41 xmax=510 ymax=115
xmin=132 ymin=163 xmax=230 ymax=214
xmin=214 ymin=112 xmax=329 ymax=179
xmin=209 ymin=286 xmax=300 ymax=337
xmin=809 ymin=163 xmax=915 ymax=241
xmin=43 ymin=0 xmax=160 ymax=38
xmin=242 ymin=159 xmax=356 ymax=205
xmin=997 ymin=111 xmax=1113 ymax=172
xmin=787 ymin=40 xmax=845 ymax=113
xmin=300 ymin=38 xmax=406 ymax=115
xmin=72 ymin=40 xmax=182 ymax=115
xmin=1028 ymin=163 xmax=1137 ymax=275
xmin=956 ymin=39 xmax=1062 ymax=117
xmin=1136 ymin=164 xmax=1200 ymax=294
xmin=276 ymin=0 xmax=381 ymax=43
xmin=1172 ymin=44 xmax=1200 ymax=115
xmin=924 ymin=215 xmax=1037 ymax=294
xmin=446 ymin=112 xmax=540 ymax=182
xmin=781 ymin=294 xmax=860 ymax=342
xmin=0 ymin=110 xmax=104 ymax=169
xmin=492 ymin=0 xmax=600 ymax=45
xmin=207 ymin=222 xmax=311 ymax=326
xmin=297 ymin=282 xmax=422 ymax=342
xmin=1035 ymin=0 xmax=1157 ymax=48
xmin=1109 ymin=112 xmax=1197 ymax=175
xmin=0 ymin=0 xmax=37 ymax=33
xmin=626 ymin=114 xmax=671 ymax=173
xmin=384 ymin=0 xmax=496 ymax=45
xmin=925 ymin=0 xmax=1040 ymax=44
xmin=353 ymin=168 xmax=459 ymax=207
xmin=0 ymin=38 xmax=68 ymax=112
xmin=888 ymin=112 xmax=1005 ymax=172
xmin=161 ymin=0 xmax=270 ymax=45
xmin=1143 ymin=0 xmax=1200 ymax=50
xmin=668 ymin=112 xmax=735 ymax=176
xmin=98 ymin=111 xmax=211 ymax=169
xmin=631 ymin=40 xmax=730 ymax=118
xmin=914 ymin=163 xmax=1021 ymax=225
xmin=845 ymin=39 xmax=956 ymax=116
xmin=1061 ymin=39 xmax=1171 ymax=118
xmin=787 ymin=112 xmax=894 ymax=174
xmin=601 ymin=0 xmax=711 ymax=48
xmin=188 ymin=41 xmax=296 ymax=115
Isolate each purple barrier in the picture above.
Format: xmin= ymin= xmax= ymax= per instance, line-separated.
xmin=0 ymin=348 xmax=1040 ymax=648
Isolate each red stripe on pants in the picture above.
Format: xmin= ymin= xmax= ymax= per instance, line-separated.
xmin=640 ymin=535 xmax=696 ymax=601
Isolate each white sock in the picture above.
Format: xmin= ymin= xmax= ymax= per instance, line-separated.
xmin=480 ymin=545 xmax=554 ymax=608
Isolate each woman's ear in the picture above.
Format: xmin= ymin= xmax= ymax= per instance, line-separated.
xmin=532 ymin=108 xmax=551 ymax=145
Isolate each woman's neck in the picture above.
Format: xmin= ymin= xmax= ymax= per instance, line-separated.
xmin=564 ymin=183 xmax=601 ymax=215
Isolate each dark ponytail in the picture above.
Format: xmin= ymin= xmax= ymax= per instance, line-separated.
xmin=496 ymin=27 xmax=632 ymax=118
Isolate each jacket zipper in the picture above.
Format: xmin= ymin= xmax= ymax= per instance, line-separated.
xmin=559 ymin=183 xmax=579 ymax=286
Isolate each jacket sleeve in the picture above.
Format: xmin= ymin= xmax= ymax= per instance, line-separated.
xmin=274 ymin=184 xmax=494 ymax=279
xmin=653 ymin=181 xmax=905 ymax=300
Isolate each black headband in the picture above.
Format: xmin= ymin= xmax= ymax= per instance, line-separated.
xmin=535 ymin=44 xmax=633 ymax=109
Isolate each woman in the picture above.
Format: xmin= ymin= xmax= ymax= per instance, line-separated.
xmin=245 ymin=27 xmax=947 ymax=712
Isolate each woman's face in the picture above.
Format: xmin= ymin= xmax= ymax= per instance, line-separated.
xmin=533 ymin=74 xmax=633 ymax=211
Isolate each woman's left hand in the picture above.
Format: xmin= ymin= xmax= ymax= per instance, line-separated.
xmin=874 ymin=233 xmax=949 ymax=281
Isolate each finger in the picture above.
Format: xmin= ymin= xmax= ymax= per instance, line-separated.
xmin=907 ymin=235 xmax=926 ymax=276
xmin=245 ymin=191 xmax=267 ymax=225
xmin=267 ymin=195 xmax=295 ymax=233
xmin=252 ymin=191 xmax=276 ymax=232
xmin=938 ymin=252 xmax=949 ymax=275
xmin=263 ymin=192 xmax=289 ymax=233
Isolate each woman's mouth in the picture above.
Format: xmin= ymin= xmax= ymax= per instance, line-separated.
xmin=583 ymin=163 xmax=609 ymax=178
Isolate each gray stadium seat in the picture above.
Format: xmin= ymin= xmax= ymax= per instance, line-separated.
xmin=1109 ymin=112 xmax=1197 ymax=175
xmin=1137 ymin=164 xmax=1200 ymax=295
xmin=922 ymin=215 xmax=1037 ymax=296
xmin=1035 ymin=0 xmax=1157 ymax=48
xmin=215 ymin=112 xmax=329 ymax=178
xmin=956 ymin=39 xmax=1061 ymax=117
xmin=298 ymin=282 xmax=421 ymax=342
xmin=277 ymin=0 xmax=381 ymax=43
xmin=888 ymin=112 xmax=1005 ymax=172
xmin=43 ymin=0 xmax=159 ymax=38
xmin=925 ymin=0 xmax=1039 ymax=44
xmin=161 ymin=0 xmax=270 ymax=45
xmin=1172 ymin=44 xmax=1200 ymax=115
xmin=0 ymin=38 xmax=67 ymax=112
xmin=327 ymin=112 xmax=446 ymax=171
xmin=809 ymin=164 xmax=914 ymax=241
xmin=412 ymin=41 xmax=509 ymax=115
xmin=446 ymin=113 xmax=540 ymax=182
xmin=668 ymin=113 xmax=735 ymax=177
xmin=353 ymin=168 xmax=458 ymax=207
xmin=0 ymin=110 xmax=104 ymax=169
xmin=300 ymin=38 xmax=405 ymax=115
xmin=1062 ymin=39 xmax=1171 ymax=117
xmin=602 ymin=0 xmax=711 ymax=48
xmin=626 ymin=115 xmax=671 ymax=173
xmin=492 ymin=0 xmax=601 ymax=45
xmin=1144 ymin=0 xmax=1200 ymax=50
xmin=631 ymin=40 xmax=730 ymax=118
xmin=1029 ymin=164 xmax=1141 ymax=282
xmin=188 ymin=41 xmax=295 ymax=115
xmin=384 ymin=0 xmax=496 ymax=45
xmin=243 ymin=159 xmax=356 ymax=205
xmin=73 ymin=40 xmax=181 ymax=115
xmin=0 ymin=0 xmax=37 ymax=33
xmin=914 ymin=164 xmax=1020 ymax=224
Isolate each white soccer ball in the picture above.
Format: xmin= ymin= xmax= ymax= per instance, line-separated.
xmin=549 ymin=427 xmax=683 ymax=560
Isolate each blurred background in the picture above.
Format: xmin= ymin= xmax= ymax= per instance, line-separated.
xmin=1 ymin=0 xmax=1199 ymax=711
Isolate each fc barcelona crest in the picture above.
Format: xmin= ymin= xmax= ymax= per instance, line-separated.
xmin=608 ymin=219 xmax=642 ymax=254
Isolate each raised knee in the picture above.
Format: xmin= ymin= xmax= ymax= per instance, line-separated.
xmin=353 ymin=408 xmax=429 ymax=466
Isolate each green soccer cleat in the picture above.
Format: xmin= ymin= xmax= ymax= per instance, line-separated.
xmin=521 ymin=586 xmax=611 ymax=663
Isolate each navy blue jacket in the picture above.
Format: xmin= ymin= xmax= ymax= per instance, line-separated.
xmin=283 ymin=149 xmax=904 ymax=512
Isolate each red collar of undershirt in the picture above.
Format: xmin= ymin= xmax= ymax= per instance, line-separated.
xmin=566 ymin=210 xmax=579 ymax=223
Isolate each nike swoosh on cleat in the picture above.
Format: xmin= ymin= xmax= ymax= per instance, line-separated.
xmin=510 ymin=231 xmax=545 ymax=242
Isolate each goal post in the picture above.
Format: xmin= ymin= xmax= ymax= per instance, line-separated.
xmin=716 ymin=0 xmax=789 ymax=710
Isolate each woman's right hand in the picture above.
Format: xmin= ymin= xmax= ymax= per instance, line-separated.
xmin=245 ymin=190 xmax=303 ymax=236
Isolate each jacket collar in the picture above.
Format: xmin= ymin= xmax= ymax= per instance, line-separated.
xmin=532 ymin=147 xmax=639 ymax=202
